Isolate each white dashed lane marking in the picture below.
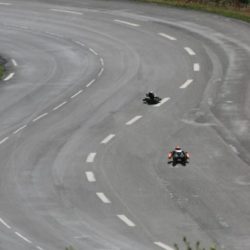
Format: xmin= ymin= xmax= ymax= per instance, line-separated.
xmin=193 ymin=63 xmax=200 ymax=72
xmin=126 ymin=115 xmax=142 ymax=125
xmin=50 ymin=8 xmax=82 ymax=15
xmin=11 ymin=59 xmax=17 ymax=66
xmin=0 ymin=137 xmax=8 ymax=145
xmin=85 ymin=171 xmax=96 ymax=182
xmin=86 ymin=152 xmax=96 ymax=163
xmin=53 ymin=101 xmax=67 ymax=111
xmin=98 ymin=68 xmax=104 ymax=77
xmin=158 ymin=32 xmax=176 ymax=41
xmin=0 ymin=2 xmax=12 ymax=5
xmin=180 ymin=79 xmax=193 ymax=89
xmin=71 ymin=90 xmax=83 ymax=99
xmin=4 ymin=72 xmax=15 ymax=81
xmin=75 ymin=41 xmax=85 ymax=47
xmin=36 ymin=246 xmax=44 ymax=250
xmin=13 ymin=125 xmax=27 ymax=134
xmin=114 ymin=19 xmax=140 ymax=27
xmin=96 ymin=192 xmax=111 ymax=203
xmin=101 ymin=134 xmax=115 ymax=144
xmin=117 ymin=215 xmax=136 ymax=227
xmin=154 ymin=97 xmax=170 ymax=107
xmin=89 ymin=48 xmax=98 ymax=56
xmin=86 ymin=79 xmax=95 ymax=87
xmin=15 ymin=232 xmax=32 ymax=244
xmin=154 ymin=242 xmax=174 ymax=250
xmin=32 ymin=113 xmax=48 ymax=122
xmin=100 ymin=58 xmax=104 ymax=66
xmin=0 ymin=218 xmax=11 ymax=229
xmin=184 ymin=47 xmax=196 ymax=56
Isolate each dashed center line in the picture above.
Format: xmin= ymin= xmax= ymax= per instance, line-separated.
xmin=96 ymin=192 xmax=111 ymax=203
xmin=11 ymin=59 xmax=18 ymax=66
xmin=13 ymin=125 xmax=27 ymax=134
xmin=184 ymin=47 xmax=196 ymax=56
xmin=89 ymin=48 xmax=98 ymax=56
xmin=71 ymin=90 xmax=83 ymax=99
xmin=85 ymin=171 xmax=96 ymax=182
xmin=53 ymin=101 xmax=67 ymax=111
xmin=0 ymin=137 xmax=8 ymax=145
xmin=86 ymin=152 xmax=96 ymax=163
xmin=15 ymin=232 xmax=32 ymax=244
xmin=0 ymin=218 xmax=11 ymax=229
xmin=158 ymin=32 xmax=177 ymax=41
xmin=154 ymin=242 xmax=174 ymax=250
xmin=100 ymin=58 xmax=104 ymax=66
xmin=98 ymin=68 xmax=104 ymax=77
xmin=117 ymin=214 xmax=136 ymax=227
xmin=101 ymin=134 xmax=115 ymax=144
xmin=180 ymin=79 xmax=193 ymax=89
xmin=154 ymin=97 xmax=170 ymax=107
xmin=86 ymin=79 xmax=95 ymax=87
xmin=50 ymin=8 xmax=82 ymax=15
xmin=32 ymin=113 xmax=48 ymax=122
xmin=126 ymin=115 xmax=142 ymax=125
xmin=114 ymin=19 xmax=140 ymax=27
xmin=4 ymin=72 xmax=15 ymax=81
xmin=193 ymin=63 xmax=200 ymax=72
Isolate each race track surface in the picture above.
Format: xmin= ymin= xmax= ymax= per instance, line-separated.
xmin=0 ymin=1 xmax=250 ymax=250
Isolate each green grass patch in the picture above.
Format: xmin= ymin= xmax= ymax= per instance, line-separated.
xmin=137 ymin=0 xmax=250 ymax=23
xmin=0 ymin=64 xmax=5 ymax=80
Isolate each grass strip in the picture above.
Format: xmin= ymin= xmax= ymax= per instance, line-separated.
xmin=136 ymin=0 xmax=250 ymax=23
xmin=0 ymin=64 xmax=5 ymax=80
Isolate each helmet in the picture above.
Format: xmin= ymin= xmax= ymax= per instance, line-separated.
xmin=175 ymin=145 xmax=181 ymax=150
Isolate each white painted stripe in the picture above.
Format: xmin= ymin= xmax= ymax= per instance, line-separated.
xmin=184 ymin=47 xmax=196 ymax=56
xmin=86 ymin=152 xmax=96 ymax=163
xmin=36 ymin=246 xmax=44 ymax=250
xmin=70 ymin=90 xmax=83 ymax=99
xmin=4 ymin=72 xmax=15 ymax=81
xmin=32 ymin=113 xmax=48 ymax=122
xmin=53 ymin=101 xmax=67 ymax=111
xmin=117 ymin=214 xmax=136 ymax=227
xmin=96 ymin=192 xmax=111 ymax=203
xmin=85 ymin=171 xmax=96 ymax=182
xmin=89 ymin=48 xmax=98 ymax=56
xmin=193 ymin=63 xmax=200 ymax=72
xmin=15 ymin=232 xmax=32 ymax=244
xmin=154 ymin=242 xmax=174 ymax=250
xmin=86 ymin=79 xmax=95 ymax=87
xmin=50 ymin=8 xmax=82 ymax=15
xmin=11 ymin=59 xmax=17 ymax=66
xmin=158 ymin=32 xmax=176 ymax=41
xmin=114 ymin=19 xmax=140 ymax=27
xmin=0 ymin=218 xmax=11 ymax=229
xmin=98 ymin=68 xmax=104 ymax=77
xmin=126 ymin=115 xmax=142 ymax=125
xmin=180 ymin=79 xmax=193 ymax=89
xmin=75 ymin=41 xmax=85 ymax=47
xmin=0 ymin=137 xmax=8 ymax=145
xmin=154 ymin=97 xmax=170 ymax=107
xmin=13 ymin=125 xmax=27 ymax=134
xmin=100 ymin=58 xmax=104 ymax=66
xmin=0 ymin=2 xmax=12 ymax=5
xmin=101 ymin=134 xmax=115 ymax=144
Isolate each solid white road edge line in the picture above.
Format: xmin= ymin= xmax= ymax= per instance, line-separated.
xmin=117 ymin=215 xmax=136 ymax=227
xmin=114 ymin=19 xmax=140 ymax=27
xmin=85 ymin=171 xmax=96 ymax=182
xmin=180 ymin=79 xmax=193 ymax=89
xmin=193 ymin=63 xmax=200 ymax=72
xmin=71 ymin=90 xmax=83 ymax=99
xmin=50 ymin=8 xmax=82 ymax=15
xmin=32 ymin=113 xmax=48 ymax=122
xmin=86 ymin=152 xmax=96 ymax=163
xmin=86 ymin=79 xmax=95 ymax=87
xmin=158 ymin=33 xmax=176 ymax=41
xmin=101 ymin=134 xmax=115 ymax=144
xmin=184 ymin=47 xmax=196 ymax=56
xmin=4 ymin=72 xmax=15 ymax=81
xmin=154 ymin=242 xmax=174 ymax=250
xmin=11 ymin=59 xmax=17 ymax=66
xmin=96 ymin=192 xmax=111 ymax=203
xmin=0 ymin=218 xmax=11 ymax=229
xmin=89 ymin=48 xmax=98 ymax=56
xmin=126 ymin=115 xmax=142 ymax=125
xmin=13 ymin=125 xmax=27 ymax=134
xmin=98 ymin=68 xmax=104 ymax=77
xmin=15 ymin=232 xmax=32 ymax=244
xmin=0 ymin=137 xmax=8 ymax=145
xmin=53 ymin=101 xmax=67 ymax=111
xmin=154 ymin=97 xmax=170 ymax=107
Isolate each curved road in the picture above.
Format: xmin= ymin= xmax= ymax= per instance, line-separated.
xmin=0 ymin=1 xmax=249 ymax=250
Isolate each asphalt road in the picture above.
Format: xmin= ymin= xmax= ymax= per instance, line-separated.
xmin=0 ymin=1 xmax=249 ymax=250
